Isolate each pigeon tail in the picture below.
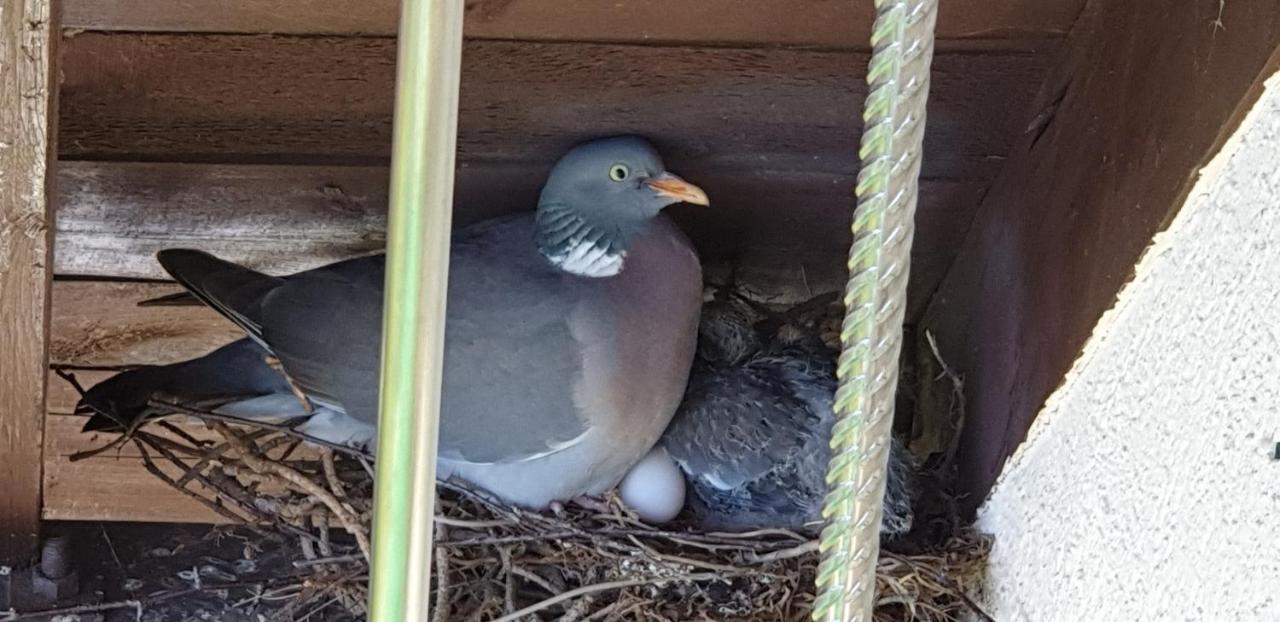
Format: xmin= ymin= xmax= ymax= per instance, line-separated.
xmin=156 ymin=249 xmax=283 ymax=347
xmin=136 ymin=290 xmax=201 ymax=307
xmin=77 ymin=338 xmax=289 ymax=433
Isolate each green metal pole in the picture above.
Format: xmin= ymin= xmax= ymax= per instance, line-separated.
xmin=812 ymin=1 xmax=937 ymax=621
xmin=367 ymin=0 xmax=464 ymax=620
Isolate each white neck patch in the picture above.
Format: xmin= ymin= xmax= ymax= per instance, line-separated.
xmin=547 ymin=239 xmax=626 ymax=278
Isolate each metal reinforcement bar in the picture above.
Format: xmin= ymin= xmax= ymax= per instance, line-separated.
xmin=367 ymin=0 xmax=465 ymax=620
xmin=813 ymin=1 xmax=937 ymax=620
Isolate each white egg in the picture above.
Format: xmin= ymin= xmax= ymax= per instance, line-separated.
xmin=618 ymin=446 xmax=686 ymax=523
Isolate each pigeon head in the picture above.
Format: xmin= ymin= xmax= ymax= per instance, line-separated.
xmin=535 ymin=136 xmax=709 ymax=277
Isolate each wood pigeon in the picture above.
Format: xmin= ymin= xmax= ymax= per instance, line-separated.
xmin=660 ymin=287 xmax=916 ymax=536
xmin=79 ymin=136 xmax=708 ymax=510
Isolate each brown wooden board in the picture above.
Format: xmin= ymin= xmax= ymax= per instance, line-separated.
xmin=43 ymin=409 xmax=228 ymax=523
xmin=50 ymin=281 xmax=242 ymax=368
xmin=58 ymin=34 xmax=1050 ymax=183
xmin=62 ymin=0 xmax=1086 ymax=45
xmin=44 ymin=371 xmax=311 ymax=523
xmin=0 ymin=0 xmax=58 ymax=562
xmin=52 ymin=161 xmax=985 ymax=323
xmin=920 ymin=1 xmax=1280 ymax=512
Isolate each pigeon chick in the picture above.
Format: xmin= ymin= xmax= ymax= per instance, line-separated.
xmin=661 ymin=289 xmax=916 ymax=536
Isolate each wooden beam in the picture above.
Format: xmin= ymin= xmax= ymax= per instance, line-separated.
xmin=51 ymin=161 xmax=986 ymax=323
xmin=61 ymin=0 xmax=1085 ymax=45
xmin=919 ymin=1 xmax=1280 ymax=511
xmin=50 ymin=280 xmax=240 ymax=367
xmin=54 ymin=162 xmax=392 ymax=279
xmin=57 ymin=34 xmax=1050 ymax=182
xmin=0 ymin=0 xmax=57 ymax=562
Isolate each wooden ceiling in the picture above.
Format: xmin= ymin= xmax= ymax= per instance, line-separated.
xmin=54 ymin=0 xmax=1081 ymax=311
xmin=62 ymin=0 xmax=1085 ymax=43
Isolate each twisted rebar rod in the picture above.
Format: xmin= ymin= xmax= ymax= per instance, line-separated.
xmin=813 ymin=1 xmax=937 ymax=621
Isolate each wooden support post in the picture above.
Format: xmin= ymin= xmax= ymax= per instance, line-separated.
xmin=919 ymin=0 xmax=1280 ymax=512
xmin=0 ymin=0 xmax=58 ymax=563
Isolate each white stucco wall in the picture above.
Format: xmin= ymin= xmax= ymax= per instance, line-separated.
xmin=975 ymin=75 xmax=1280 ymax=620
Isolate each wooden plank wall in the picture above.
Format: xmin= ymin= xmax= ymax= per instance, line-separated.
xmin=0 ymin=0 xmax=58 ymax=560
xmin=62 ymin=0 xmax=1084 ymax=41
xmin=52 ymin=34 xmax=1054 ymax=307
xmin=920 ymin=1 xmax=1280 ymax=513
xmin=43 ymin=1 xmax=1085 ymax=523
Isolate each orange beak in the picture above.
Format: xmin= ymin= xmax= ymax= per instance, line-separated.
xmin=645 ymin=173 xmax=710 ymax=206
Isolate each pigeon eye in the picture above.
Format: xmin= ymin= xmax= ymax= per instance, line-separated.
xmin=608 ymin=164 xmax=630 ymax=182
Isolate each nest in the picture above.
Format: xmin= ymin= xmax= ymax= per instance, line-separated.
xmin=60 ymin=397 xmax=991 ymax=622
xmin=58 ymin=287 xmax=991 ymax=621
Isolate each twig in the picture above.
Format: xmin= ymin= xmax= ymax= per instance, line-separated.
xmin=433 ymin=524 xmax=451 ymax=622
xmin=706 ymin=528 xmax=809 ymax=542
xmin=510 ymin=565 xmax=561 ymax=598
xmin=581 ymin=600 xmax=625 ymax=622
xmin=746 ymin=540 xmax=819 ymax=564
xmin=99 ymin=523 xmax=124 ymax=569
xmin=274 ymin=437 xmax=304 ymax=462
xmin=956 ymin=590 xmax=996 ymax=622
xmin=52 ymin=367 xmax=89 ymax=396
xmin=294 ymin=594 xmax=341 ymax=622
xmin=489 ymin=573 xmax=726 ymax=622
xmin=138 ymin=432 xmax=267 ymax=521
xmin=312 ymin=509 xmax=333 ymax=558
xmin=435 ymin=515 xmax=515 ymax=529
xmin=440 ymin=531 xmax=580 ymax=548
xmin=264 ymin=354 xmax=316 ymax=415
xmin=898 ymin=549 xmax=996 ymax=622
xmin=625 ymin=535 xmax=755 ymax=576
xmin=925 ymin=329 xmax=967 ymax=468
xmin=321 ymin=449 xmax=346 ymax=499
xmin=134 ymin=439 xmax=255 ymax=525
xmin=552 ymin=594 xmax=594 ymax=622
xmin=0 ymin=599 xmax=142 ymax=621
xmin=293 ymin=554 xmax=365 ymax=569
xmin=211 ymin=421 xmax=371 ymax=561
xmin=499 ymin=547 xmax=516 ymax=616
xmin=150 ymin=399 xmax=372 ymax=459
xmin=156 ymin=419 xmax=210 ymax=448
xmin=357 ymin=454 xmax=376 ymax=478
xmin=68 ymin=429 xmax=133 ymax=462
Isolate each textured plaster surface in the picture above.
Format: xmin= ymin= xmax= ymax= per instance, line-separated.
xmin=975 ymin=76 xmax=1280 ymax=620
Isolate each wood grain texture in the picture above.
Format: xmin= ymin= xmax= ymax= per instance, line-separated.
xmin=61 ymin=0 xmax=1086 ymax=44
xmin=43 ymin=410 xmax=227 ymax=523
xmin=52 ymin=161 xmax=986 ymax=325
xmin=0 ymin=0 xmax=57 ymax=562
xmin=43 ymin=371 xmax=316 ymax=523
xmin=58 ymin=34 xmax=1050 ymax=182
xmin=920 ymin=0 xmax=1280 ymax=512
xmin=50 ymin=280 xmax=242 ymax=367
xmin=54 ymin=162 xmax=391 ymax=279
